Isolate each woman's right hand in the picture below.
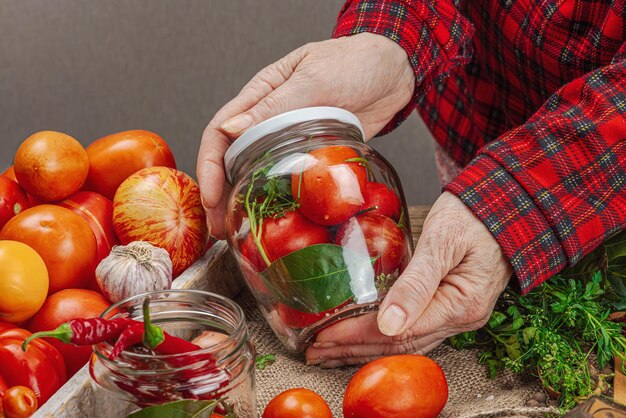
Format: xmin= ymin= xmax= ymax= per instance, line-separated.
xmin=196 ymin=32 xmax=415 ymax=238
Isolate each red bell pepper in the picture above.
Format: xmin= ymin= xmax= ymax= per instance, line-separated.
xmin=0 ymin=373 xmax=7 ymax=397
xmin=0 ymin=321 xmax=66 ymax=404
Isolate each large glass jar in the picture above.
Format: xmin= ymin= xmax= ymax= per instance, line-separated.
xmin=224 ymin=107 xmax=414 ymax=352
xmin=90 ymin=290 xmax=256 ymax=418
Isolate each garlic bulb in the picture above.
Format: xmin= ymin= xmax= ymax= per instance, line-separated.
xmin=96 ymin=241 xmax=173 ymax=303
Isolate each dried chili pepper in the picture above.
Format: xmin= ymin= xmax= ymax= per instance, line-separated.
xmin=21 ymin=317 xmax=138 ymax=351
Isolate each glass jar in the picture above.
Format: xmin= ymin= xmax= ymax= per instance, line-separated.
xmin=90 ymin=290 xmax=256 ymax=418
xmin=224 ymin=107 xmax=414 ymax=352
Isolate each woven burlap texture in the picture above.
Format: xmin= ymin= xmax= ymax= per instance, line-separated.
xmin=243 ymin=295 xmax=556 ymax=418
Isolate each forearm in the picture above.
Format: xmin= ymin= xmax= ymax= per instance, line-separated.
xmin=446 ymin=50 xmax=626 ymax=292
xmin=333 ymin=0 xmax=474 ymax=134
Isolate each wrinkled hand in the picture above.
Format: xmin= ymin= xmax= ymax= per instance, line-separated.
xmin=196 ymin=33 xmax=415 ymax=238
xmin=305 ymin=192 xmax=513 ymax=368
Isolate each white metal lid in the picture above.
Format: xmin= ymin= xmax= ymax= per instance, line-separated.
xmin=223 ymin=107 xmax=365 ymax=183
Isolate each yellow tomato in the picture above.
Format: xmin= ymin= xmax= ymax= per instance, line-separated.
xmin=0 ymin=241 xmax=49 ymax=323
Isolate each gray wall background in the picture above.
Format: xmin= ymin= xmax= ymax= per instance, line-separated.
xmin=0 ymin=1 xmax=440 ymax=205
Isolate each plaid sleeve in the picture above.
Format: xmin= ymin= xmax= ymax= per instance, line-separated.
xmin=332 ymin=0 xmax=474 ymax=135
xmin=446 ymin=48 xmax=626 ymax=293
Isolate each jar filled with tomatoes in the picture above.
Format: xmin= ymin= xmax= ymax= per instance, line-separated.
xmin=90 ymin=290 xmax=256 ymax=417
xmin=224 ymin=107 xmax=413 ymax=352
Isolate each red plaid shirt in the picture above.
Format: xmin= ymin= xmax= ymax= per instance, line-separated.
xmin=334 ymin=1 xmax=626 ymax=292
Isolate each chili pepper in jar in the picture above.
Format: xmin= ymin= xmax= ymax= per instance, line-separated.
xmin=108 ymin=299 xmax=201 ymax=359
xmin=109 ymin=298 xmax=228 ymax=402
xmin=21 ymin=317 xmax=138 ymax=351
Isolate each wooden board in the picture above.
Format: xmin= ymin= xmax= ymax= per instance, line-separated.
xmin=34 ymin=206 xmax=431 ymax=418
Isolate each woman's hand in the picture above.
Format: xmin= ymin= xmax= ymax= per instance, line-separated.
xmin=305 ymin=192 xmax=513 ymax=368
xmin=196 ymin=33 xmax=415 ymax=238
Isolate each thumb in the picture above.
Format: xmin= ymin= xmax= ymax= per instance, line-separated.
xmin=219 ymin=47 xmax=315 ymax=137
xmin=377 ymin=235 xmax=454 ymax=337
xmin=220 ymin=77 xmax=315 ymax=136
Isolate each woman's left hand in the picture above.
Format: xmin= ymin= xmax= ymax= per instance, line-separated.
xmin=305 ymin=192 xmax=513 ymax=368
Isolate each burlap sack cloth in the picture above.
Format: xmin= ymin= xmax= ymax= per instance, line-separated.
xmin=245 ymin=295 xmax=555 ymax=417
xmin=244 ymin=202 xmax=558 ymax=417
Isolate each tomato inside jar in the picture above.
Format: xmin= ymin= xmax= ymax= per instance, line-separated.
xmin=224 ymin=107 xmax=413 ymax=352
xmin=89 ymin=290 xmax=256 ymax=417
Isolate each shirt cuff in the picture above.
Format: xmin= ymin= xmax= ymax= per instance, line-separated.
xmin=332 ymin=0 xmax=474 ymax=135
xmin=444 ymin=154 xmax=568 ymax=293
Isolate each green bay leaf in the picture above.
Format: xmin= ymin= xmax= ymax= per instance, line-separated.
xmin=260 ymin=244 xmax=359 ymax=312
xmin=126 ymin=400 xmax=218 ymax=418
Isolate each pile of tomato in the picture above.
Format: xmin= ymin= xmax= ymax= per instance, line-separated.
xmin=0 ymin=130 xmax=207 ymax=417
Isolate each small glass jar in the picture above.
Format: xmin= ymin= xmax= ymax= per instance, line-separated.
xmin=90 ymin=290 xmax=256 ymax=418
xmin=224 ymin=107 xmax=414 ymax=352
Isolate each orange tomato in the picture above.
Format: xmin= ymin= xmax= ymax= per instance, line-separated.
xmin=2 ymin=166 xmax=17 ymax=182
xmin=113 ymin=167 xmax=207 ymax=277
xmin=343 ymin=355 xmax=448 ymax=418
xmin=0 ymin=205 xmax=97 ymax=294
xmin=2 ymin=386 xmax=37 ymax=418
xmin=0 ymin=241 xmax=48 ymax=323
xmin=27 ymin=289 xmax=110 ymax=377
xmin=263 ymin=388 xmax=332 ymax=418
xmin=14 ymin=131 xmax=89 ymax=202
xmin=85 ymin=130 xmax=176 ymax=200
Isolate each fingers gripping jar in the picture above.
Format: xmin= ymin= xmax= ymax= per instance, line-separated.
xmin=224 ymin=107 xmax=414 ymax=352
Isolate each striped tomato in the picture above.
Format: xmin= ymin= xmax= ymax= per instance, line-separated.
xmin=59 ymin=191 xmax=119 ymax=264
xmin=112 ymin=167 xmax=207 ymax=276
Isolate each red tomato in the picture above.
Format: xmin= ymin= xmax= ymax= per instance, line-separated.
xmin=292 ymin=146 xmax=366 ymax=226
xmin=343 ymin=355 xmax=448 ymax=418
xmin=2 ymin=167 xmax=41 ymax=207
xmin=241 ymin=234 xmax=267 ymax=273
xmin=0 ymin=176 xmax=29 ymax=230
xmin=0 ymin=205 xmax=98 ymax=294
xmin=362 ymin=182 xmax=401 ymax=220
xmin=85 ymin=130 xmax=176 ymax=200
xmin=263 ymin=388 xmax=332 ymax=418
xmin=241 ymin=209 xmax=330 ymax=272
xmin=113 ymin=167 xmax=207 ymax=277
xmin=59 ymin=191 xmax=119 ymax=265
xmin=335 ymin=213 xmax=408 ymax=275
xmin=2 ymin=166 xmax=17 ymax=182
xmin=27 ymin=289 xmax=110 ymax=377
xmin=277 ymin=301 xmax=349 ymax=329
xmin=0 ymin=324 xmax=66 ymax=405
xmin=14 ymin=131 xmax=89 ymax=202
xmin=2 ymin=386 xmax=38 ymax=418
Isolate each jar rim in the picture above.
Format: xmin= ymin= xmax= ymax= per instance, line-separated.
xmin=223 ymin=106 xmax=365 ymax=182
xmin=95 ymin=289 xmax=247 ymax=365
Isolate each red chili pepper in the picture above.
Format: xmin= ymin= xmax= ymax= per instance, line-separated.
xmin=108 ymin=323 xmax=200 ymax=360
xmin=107 ymin=298 xmax=226 ymax=403
xmin=21 ymin=317 xmax=138 ymax=351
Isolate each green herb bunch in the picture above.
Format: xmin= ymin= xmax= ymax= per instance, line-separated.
xmin=244 ymin=159 xmax=299 ymax=267
xmin=450 ymin=272 xmax=626 ymax=411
